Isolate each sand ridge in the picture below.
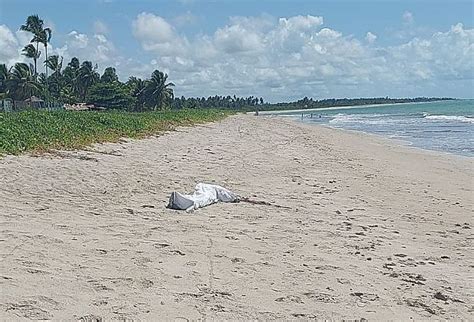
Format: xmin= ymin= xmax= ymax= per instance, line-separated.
xmin=1 ymin=114 xmax=473 ymax=320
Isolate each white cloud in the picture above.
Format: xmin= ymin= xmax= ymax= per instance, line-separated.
xmin=173 ymin=11 xmax=198 ymax=27
xmin=395 ymin=11 xmax=433 ymax=41
xmin=56 ymin=31 xmax=118 ymax=66
xmin=365 ymin=31 xmax=377 ymax=44
xmin=403 ymin=11 xmax=414 ymax=24
xmin=132 ymin=12 xmax=188 ymax=56
xmin=389 ymin=23 xmax=474 ymax=81
xmin=278 ymin=15 xmax=323 ymax=31
xmin=0 ymin=25 xmax=21 ymax=66
xmin=214 ymin=24 xmax=263 ymax=53
xmin=15 ymin=30 xmax=32 ymax=47
xmin=66 ymin=31 xmax=89 ymax=49
xmin=44 ymin=19 xmax=56 ymax=32
xmin=133 ymin=12 xmax=175 ymax=45
xmin=93 ymin=20 xmax=109 ymax=34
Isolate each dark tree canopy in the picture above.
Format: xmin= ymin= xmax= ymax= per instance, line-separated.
xmin=101 ymin=67 xmax=119 ymax=83
xmin=86 ymin=82 xmax=134 ymax=110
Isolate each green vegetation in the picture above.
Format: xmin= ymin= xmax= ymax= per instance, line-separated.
xmin=256 ymin=96 xmax=454 ymax=111
xmin=86 ymin=82 xmax=134 ymax=110
xmin=0 ymin=109 xmax=231 ymax=155
xmin=171 ymin=96 xmax=454 ymax=111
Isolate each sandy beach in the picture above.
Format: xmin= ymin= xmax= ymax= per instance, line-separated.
xmin=1 ymin=114 xmax=472 ymax=320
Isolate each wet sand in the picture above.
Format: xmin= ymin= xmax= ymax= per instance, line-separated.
xmin=1 ymin=114 xmax=472 ymax=320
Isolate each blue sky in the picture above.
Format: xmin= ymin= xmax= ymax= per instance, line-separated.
xmin=1 ymin=0 xmax=473 ymax=101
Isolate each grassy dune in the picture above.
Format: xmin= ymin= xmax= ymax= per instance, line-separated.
xmin=0 ymin=109 xmax=231 ymax=155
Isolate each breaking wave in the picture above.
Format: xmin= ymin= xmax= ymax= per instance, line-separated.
xmin=329 ymin=113 xmax=396 ymax=125
xmin=424 ymin=115 xmax=474 ymax=124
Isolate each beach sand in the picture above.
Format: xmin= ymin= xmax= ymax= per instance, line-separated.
xmin=1 ymin=114 xmax=472 ymax=320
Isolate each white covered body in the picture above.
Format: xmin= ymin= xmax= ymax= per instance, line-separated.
xmin=167 ymin=183 xmax=239 ymax=211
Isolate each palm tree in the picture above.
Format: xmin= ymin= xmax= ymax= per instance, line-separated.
xmin=20 ymin=15 xmax=44 ymax=76
xmin=37 ymin=72 xmax=47 ymax=84
xmin=59 ymin=86 xmax=76 ymax=104
xmin=62 ymin=57 xmax=80 ymax=101
xmin=20 ymin=14 xmax=44 ymax=34
xmin=45 ymin=55 xmax=63 ymax=75
xmin=20 ymin=15 xmax=52 ymax=79
xmin=6 ymin=63 xmax=42 ymax=100
xmin=77 ymin=61 xmax=99 ymax=101
xmin=45 ymin=55 xmax=63 ymax=99
xmin=143 ymin=70 xmax=175 ymax=110
xmin=100 ymin=67 xmax=119 ymax=83
xmin=21 ymin=44 xmax=41 ymax=76
xmin=33 ymin=27 xmax=52 ymax=78
xmin=126 ymin=76 xmax=147 ymax=111
xmin=0 ymin=64 xmax=9 ymax=98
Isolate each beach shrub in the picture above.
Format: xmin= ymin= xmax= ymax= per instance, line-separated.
xmin=86 ymin=82 xmax=135 ymax=110
xmin=0 ymin=109 xmax=231 ymax=155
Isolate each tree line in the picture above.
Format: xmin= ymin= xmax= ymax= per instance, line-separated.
xmin=171 ymin=95 xmax=264 ymax=110
xmin=260 ymin=96 xmax=454 ymax=111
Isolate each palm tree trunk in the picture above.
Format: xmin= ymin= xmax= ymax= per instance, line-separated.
xmin=35 ymin=42 xmax=39 ymax=77
xmin=45 ymin=44 xmax=48 ymax=79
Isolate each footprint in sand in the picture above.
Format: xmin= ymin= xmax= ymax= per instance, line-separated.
xmin=275 ymin=295 xmax=304 ymax=304
xmin=350 ymin=292 xmax=379 ymax=303
xmin=6 ymin=302 xmax=52 ymax=320
xmin=5 ymin=296 xmax=60 ymax=320
xmin=133 ymin=256 xmax=153 ymax=267
xmin=231 ymin=257 xmax=245 ymax=264
xmin=303 ymin=291 xmax=338 ymax=303
xmin=78 ymin=314 xmax=103 ymax=322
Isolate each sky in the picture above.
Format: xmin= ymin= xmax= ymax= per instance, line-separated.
xmin=0 ymin=0 xmax=473 ymax=102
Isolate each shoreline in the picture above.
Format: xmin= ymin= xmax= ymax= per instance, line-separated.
xmin=278 ymin=114 xmax=473 ymax=163
xmin=263 ymin=115 xmax=473 ymax=159
xmin=319 ymin=122 xmax=473 ymax=160
xmin=1 ymin=114 xmax=472 ymax=320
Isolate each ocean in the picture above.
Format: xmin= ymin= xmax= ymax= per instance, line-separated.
xmin=276 ymin=99 xmax=474 ymax=157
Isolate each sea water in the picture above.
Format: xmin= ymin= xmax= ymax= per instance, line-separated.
xmin=279 ymin=100 xmax=474 ymax=157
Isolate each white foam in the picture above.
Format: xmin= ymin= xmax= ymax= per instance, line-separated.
xmin=329 ymin=113 xmax=397 ymax=125
xmin=329 ymin=113 xmax=355 ymax=124
xmin=424 ymin=115 xmax=474 ymax=124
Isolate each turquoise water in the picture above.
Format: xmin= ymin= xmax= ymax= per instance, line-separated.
xmin=279 ymin=100 xmax=474 ymax=156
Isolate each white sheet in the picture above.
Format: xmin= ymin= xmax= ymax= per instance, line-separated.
xmin=167 ymin=183 xmax=239 ymax=212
